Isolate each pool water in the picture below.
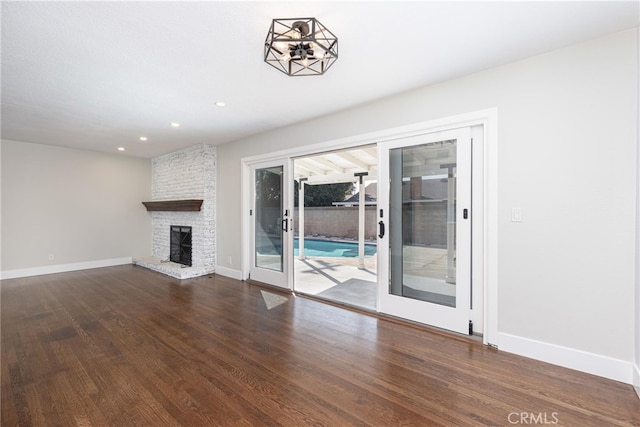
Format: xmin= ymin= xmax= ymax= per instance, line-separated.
xmin=295 ymin=238 xmax=377 ymax=258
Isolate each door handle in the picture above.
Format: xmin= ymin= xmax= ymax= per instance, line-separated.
xmin=378 ymin=220 xmax=385 ymax=238
xmin=282 ymin=218 xmax=288 ymax=232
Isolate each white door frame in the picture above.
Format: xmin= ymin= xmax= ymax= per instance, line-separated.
xmin=240 ymin=108 xmax=498 ymax=345
xmin=247 ymin=159 xmax=294 ymax=289
xmin=470 ymin=125 xmax=485 ymax=333
xmin=243 ymin=158 xmax=294 ymax=289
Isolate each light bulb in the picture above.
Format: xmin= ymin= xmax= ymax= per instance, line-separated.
xmin=301 ymin=57 xmax=309 ymax=68
xmin=280 ymin=52 xmax=291 ymax=62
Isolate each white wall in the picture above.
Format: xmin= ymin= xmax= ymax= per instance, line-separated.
xmin=1 ymin=140 xmax=151 ymax=277
xmin=217 ymin=29 xmax=638 ymax=376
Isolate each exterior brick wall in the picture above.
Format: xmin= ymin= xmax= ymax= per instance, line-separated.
xmin=150 ymin=144 xmax=216 ymax=273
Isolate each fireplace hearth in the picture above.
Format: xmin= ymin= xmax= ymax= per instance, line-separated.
xmin=170 ymin=226 xmax=192 ymax=266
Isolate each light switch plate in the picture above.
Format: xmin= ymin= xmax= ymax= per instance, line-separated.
xmin=511 ymin=207 xmax=522 ymax=222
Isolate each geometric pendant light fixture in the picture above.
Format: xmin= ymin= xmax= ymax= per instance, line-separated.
xmin=264 ymin=18 xmax=338 ymax=76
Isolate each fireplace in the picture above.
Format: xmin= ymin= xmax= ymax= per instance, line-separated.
xmin=170 ymin=226 xmax=192 ymax=266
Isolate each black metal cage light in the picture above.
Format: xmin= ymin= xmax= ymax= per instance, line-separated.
xmin=264 ymin=18 xmax=338 ymax=76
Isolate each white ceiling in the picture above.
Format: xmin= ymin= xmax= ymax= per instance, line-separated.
xmin=2 ymin=1 xmax=638 ymax=158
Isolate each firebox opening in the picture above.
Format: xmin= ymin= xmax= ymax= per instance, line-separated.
xmin=170 ymin=226 xmax=192 ymax=267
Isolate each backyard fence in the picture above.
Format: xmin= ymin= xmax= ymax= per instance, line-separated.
xmin=293 ymin=203 xmax=449 ymax=247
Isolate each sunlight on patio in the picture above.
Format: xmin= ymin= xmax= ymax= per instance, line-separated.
xmin=294 ymin=246 xmax=454 ymax=311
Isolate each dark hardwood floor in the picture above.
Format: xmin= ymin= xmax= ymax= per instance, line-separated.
xmin=2 ymin=265 xmax=639 ymax=426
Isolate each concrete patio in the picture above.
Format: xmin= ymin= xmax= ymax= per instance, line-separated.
xmin=293 ymin=246 xmax=455 ymax=311
xmin=294 ymin=255 xmax=377 ymax=311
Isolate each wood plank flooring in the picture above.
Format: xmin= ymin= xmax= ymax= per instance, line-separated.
xmin=2 ymin=265 xmax=639 ymax=426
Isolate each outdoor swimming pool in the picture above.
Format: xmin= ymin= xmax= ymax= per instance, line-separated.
xmin=294 ymin=238 xmax=377 ymax=258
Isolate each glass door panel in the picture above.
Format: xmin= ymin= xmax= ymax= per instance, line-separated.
xmin=254 ymin=166 xmax=284 ymax=272
xmin=389 ymin=140 xmax=458 ymax=307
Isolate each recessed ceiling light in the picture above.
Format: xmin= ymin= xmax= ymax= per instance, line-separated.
xmin=214 ymin=101 xmax=226 ymax=108
xmin=118 ymin=147 xmax=125 ymax=151
xmin=139 ymin=136 xmax=148 ymax=141
xmin=170 ymin=122 xmax=180 ymax=128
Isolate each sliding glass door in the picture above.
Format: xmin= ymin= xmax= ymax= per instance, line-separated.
xmin=377 ymin=127 xmax=472 ymax=334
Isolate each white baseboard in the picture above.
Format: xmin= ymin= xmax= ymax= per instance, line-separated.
xmin=634 ymin=363 xmax=640 ymax=399
xmin=498 ymin=332 xmax=633 ymax=385
xmin=0 ymin=257 xmax=133 ymax=280
xmin=214 ymin=265 xmax=243 ymax=281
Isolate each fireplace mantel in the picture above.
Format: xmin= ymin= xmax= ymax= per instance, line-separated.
xmin=142 ymin=199 xmax=203 ymax=212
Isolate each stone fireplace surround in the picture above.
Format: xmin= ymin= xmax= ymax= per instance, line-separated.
xmin=134 ymin=144 xmax=216 ymax=279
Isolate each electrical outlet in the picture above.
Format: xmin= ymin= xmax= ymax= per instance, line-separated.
xmin=48 ymin=254 xmax=55 ymax=262
xmin=227 ymin=256 xmax=232 ymax=265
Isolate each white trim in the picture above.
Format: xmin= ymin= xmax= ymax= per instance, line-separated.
xmin=241 ymin=161 xmax=251 ymax=281
xmin=470 ymin=125 xmax=484 ymax=334
xmin=499 ymin=332 xmax=633 ymax=384
xmin=0 ymin=257 xmax=133 ymax=280
xmin=634 ymin=363 xmax=640 ymax=398
xmin=484 ymin=109 xmax=499 ymax=347
xmin=214 ymin=265 xmax=243 ymax=281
